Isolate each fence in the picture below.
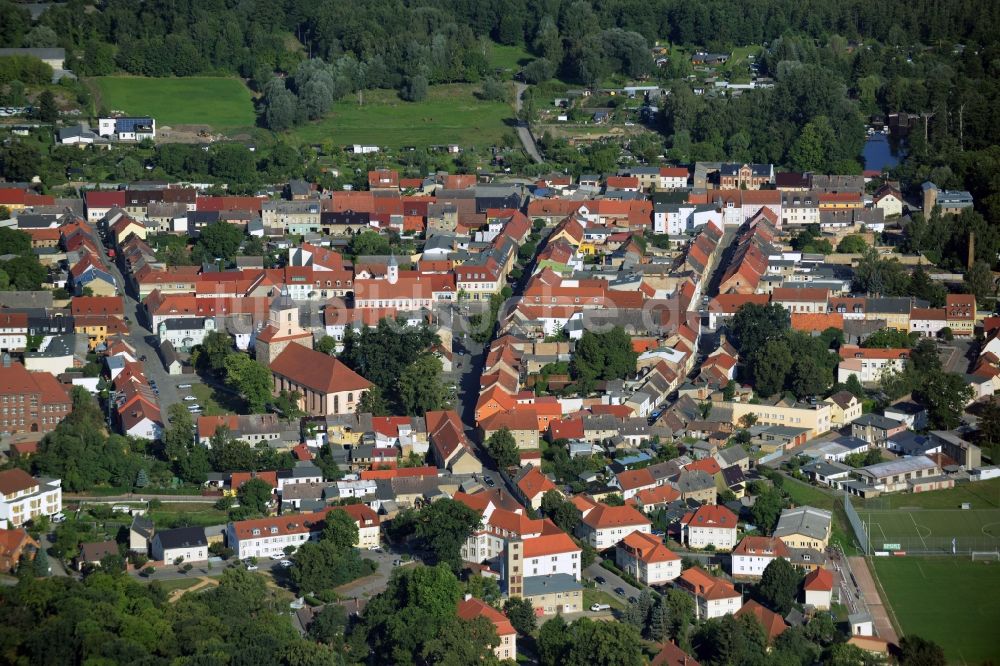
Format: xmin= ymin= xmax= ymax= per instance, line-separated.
xmin=845 ymin=493 xmax=1000 ymax=555
xmin=843 ymin=492 xmax=870 ymax=555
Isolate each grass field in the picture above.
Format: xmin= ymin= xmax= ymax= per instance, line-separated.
xmin=89 ymin=76 xmax=255 ymax=129
xmin=873 ymin=557 xmax=1000 ymax=664
xmin=288 ymin=84 xmax=514 ymax=148
xmin=583 ymin=587 xmax=625 ymax=611
xmin=857 ymin=507 xmax=1000 ymax=554
xmin=148 ymin=502 xmax=228 ymax=529
xmin=487 ymin=43 xmax=532 ymax=71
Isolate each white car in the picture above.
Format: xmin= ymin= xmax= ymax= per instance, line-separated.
xmin=178 ymin=384 xmax=192 ymax=389
xmin=280 ymin=560 xmax=293 ymax=568
xmin=246 ymin=564 xmax=259 ymax=571
xmin=271 ymin=554 xmax=284 ymax=561
xmin=183 ymin=395 xmax=197 ymax=401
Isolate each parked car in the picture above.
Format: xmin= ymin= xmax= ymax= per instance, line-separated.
xmin=280 ymin=560 xmax=293 ymax=568
xmin=614 ymin=587 xmax=626 ymax=596
xmin=178 ymin=384 xmax=192 ymax=389
xmin=594 ymin=576 xmax=606 ymax=585
xmin=590 ymin=603 xmax=611 ymax=612
xmin=271 ymin=555 xmax=284 ymax=561
xmin=392 ymin=559 xmax=401 ymax=566
xmin=246 ymin=563 xmax=258 ymax=571
xmin=183 ymin=395 xmax=197 ymax=401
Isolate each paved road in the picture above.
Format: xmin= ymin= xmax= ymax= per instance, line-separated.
xmin=98 ymin=243 xmax=209 ymax=417
xmin=333 ymin=549 xmax=409 ymax=600
xmin=513 ymin=82 xmax=543 ymax=163
xmin=66 ymin=493 xmax=218 ymax=503
xmin=585 ymin=558 xmax=642 ymax=602
xmin=846 ymin=554 xmax=900 ymax=644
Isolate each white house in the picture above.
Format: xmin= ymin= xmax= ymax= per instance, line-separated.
xmin=615 ymin=530 xmax=681 ymax=585
xmin=276 ymin=462 xmax=324 ymax=494
xmin=157 ymin=317 xmax=216 ymax=353
xmin=226 ymin=514 xmax=321 ymax=560
xmin=803 ymin=567 xmax=833 ymax=610
xmin=681 ymin=505 xmax=738 ymax=550
xmin=151 ymin=526 xmax=208 ymax=564
xmin=677 ymin=566 xmax=743 ymax=619
xmin=521 ymin=532 xmax=582 ymax=580
xmin=731 ymin=535 xmax=790 ymax=578
xmin=98 ymin=117 xmax=156 ymax=141
xmin=0 ymin=469 xmax=62 ymax=527
xmin=575 ymin=503 xmax=651 ymax=550
xmin=327 ymin=504 xmax=382 ymax=550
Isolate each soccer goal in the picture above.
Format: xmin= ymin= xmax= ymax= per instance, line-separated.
xmin=971 ymin=551 xmax=1000 ymax=562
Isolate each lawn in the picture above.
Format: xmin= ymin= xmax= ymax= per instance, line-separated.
xmin=873 ymin=557 xmax=1000 ymax=664
xmin=288 ymin=84 xmax=514 ymax=148
xmin=89 ymin=76 xmax=256 ymax=129
xmin=487 ymin=43 xmax=532 ymax=71
xmin=191 ymin=382 xmax=244 ymax=416
xmin=147 ymin=502 xmax=229 ymax=529
xmin=780 ymin=476 xmax=860 ymax=554
xmin=583 ymin=587 xmax=625 ymax=611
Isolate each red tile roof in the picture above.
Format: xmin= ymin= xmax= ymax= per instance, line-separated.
xmin=269 ymin=345 xmax=372 ymax=395
xmin=517 ymin=467 xmax=557 ymax=499
xmin=619 ymin=530 xmax=680 ymax=564
xmin=456 ymin=597 xmax=516 ymax=637
xmin=803 ymin=567 xmax=833 ymax=591
xmin=581 ymin=503 xmax=651 ymax=530
xmin=681 ymin=504 xmax=737 ymax=530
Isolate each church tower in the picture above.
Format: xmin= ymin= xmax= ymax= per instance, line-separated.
xmin=387 ymin=253 xmax=399 ymax=285
xmin=254 ymin=290 xmax=313 ymax=365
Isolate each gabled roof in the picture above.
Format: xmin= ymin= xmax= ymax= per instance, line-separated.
xmin=618 ymin=530 xmax=679 ymax=563
xmin=736 ymin=600 xmax=787 ymax=642
xmin=681 ymin=504 xmax=737 ymax=530
xmin=581 ymin=503 xmax=651 ymax=530
xmin=803 ymin=567 xmax=833 ymax=592
xmin=732 ymin=535 xmax=790 ymax=558
xmin=516 ymin=466 xmax=557 ymax=499
xmin=270 ymin=345 xmax=372 ymax=395
xmin=456 ymin=597 xmax=516 ymax=636
xmin=616 ymin=468 xmax=656 ymax=492
xmin=677 ymin=566 xmax=739 ymax=600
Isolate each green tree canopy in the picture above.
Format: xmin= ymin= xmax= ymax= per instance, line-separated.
xmin=485 ymin=427 xmax=520 ymax=469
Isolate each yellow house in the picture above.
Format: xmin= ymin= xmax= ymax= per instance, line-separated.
xmin=111 ymin=217 xmax=148 ymax=245
xmin=74 ymin=315 xmax=128 ymax=351
xmin=728 ymin=400 xmax=832 ymax=439
xmin=823 ymin=391 xmax=863 ymax=427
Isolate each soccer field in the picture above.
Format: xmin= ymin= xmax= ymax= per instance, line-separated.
xmin=859 ymin=508 xmax=1000 ymax=554
xmin=873 ymin=557 xmax=1000 ymax=664
xmin=90 ymin=76 xmax=256 ymax=130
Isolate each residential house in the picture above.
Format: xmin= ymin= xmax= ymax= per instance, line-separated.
xmin=456 ymin=597 xmax=517 ymax=661
xmin=576 ymin=503 xmax=652 ymax=550
xmin=676 ymin=566 xmax=743 ymax=619
xmin=735 ymin=600 xmax=787 ymax=644
xmin=681 ymin=504 xmax=738 ymax=550
xmin=851 ymin=413 xmax=907 ymax=447
xmin=427 ymin=410 xmax=483 ymax=474
xmin=521 ymin=532 xmax=582 ymax=581
xmin=514 ymin=466 xmax=558 ymax=510
xmin=945 ymin=294 xmax=975 ymax=336
xmin=772 ymin=506 xmax=832 ymax=549
xmin=326 ymin=504 xmax=381 ymax=549
xmin=837 ymin=345 xmax=909 ymax=385
xmin=824 ymin=391 xmax=863 ymax=427
xmin=731 ymin=535 xmax=791 ymax=578
xmin=77 ymin=541 xmax=119 ymax=570
xmin=802 ymin=567 xmax=833 ymax=610
xmin=615 ymin=530 xmax=681 ymax=585
xmin=151 ymin=526 xmax=208 ymax=564
xmin=129 ymin=515 xmax=154 ymax=554
xmin=0 ymin=528 xmax=39 ymax=573
xmin=0 ymin=469 xmax=62 ymax=527
xmin=226 ymin=513 xmax=323 ymax=560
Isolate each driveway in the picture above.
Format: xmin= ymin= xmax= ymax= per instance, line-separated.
xmin=584 ymin=557 xmax=642 ymax=601
xmin=513 ymin=82 xmax=543 ymax=163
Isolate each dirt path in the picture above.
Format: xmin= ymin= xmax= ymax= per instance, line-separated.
xmin=168 ymin=576 xmax=219 ymax=603
xmin=848 ymin=556 xmax=900 ymax=644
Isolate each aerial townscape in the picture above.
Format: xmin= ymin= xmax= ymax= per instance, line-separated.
xmin=1 ymin=1 xmax=1000 ymax=665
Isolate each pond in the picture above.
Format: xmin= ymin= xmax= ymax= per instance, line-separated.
xmin=862 ymin=133 xmax=903 ymax=172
